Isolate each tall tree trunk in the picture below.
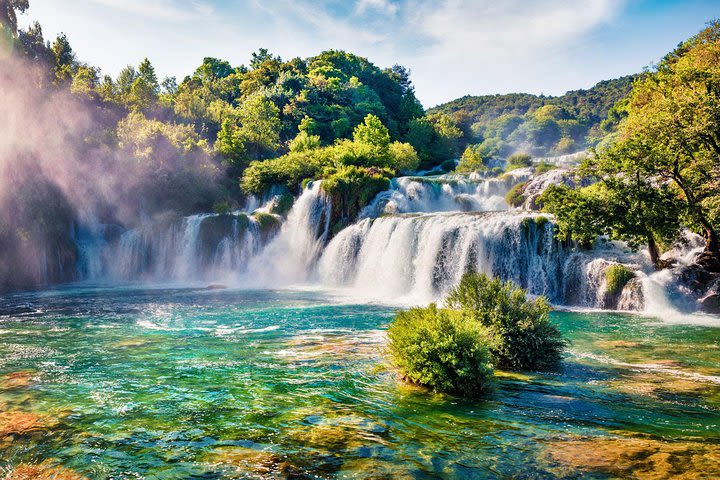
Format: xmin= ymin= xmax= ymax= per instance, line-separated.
xmin=705 ymin=226 xmax=720 ymax=260
xmin=647 ymin=233 xmax=661 ymax=269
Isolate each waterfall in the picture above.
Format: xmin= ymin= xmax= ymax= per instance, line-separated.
xmin=316 ymin=211 xmax=625 ymax=306
xmin=77 ymin=212 xmax=272 ymax=283
xmin=360 ymin=170 xmax=531 ymax=218
xmin=243 ymin=181 xmax=332 ymax=286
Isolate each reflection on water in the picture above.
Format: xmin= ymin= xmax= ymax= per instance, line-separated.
xmin=0 ymin=285 xmax=718 ymax=478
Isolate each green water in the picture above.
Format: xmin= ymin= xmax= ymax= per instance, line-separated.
xmin=0 ymin=286 xmax=719 ymax=478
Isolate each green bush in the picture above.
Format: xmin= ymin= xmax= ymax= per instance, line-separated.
xmin=605 ymin=264 xmax=635 ymax=295
xmin=321 ymin=165 xmax=392 ymax=233
xmin=387 ymin=304 xmax=494 ymax=397
xmin=505 ymin=182 xmax=527 ymax=207
xmin=445 ymin=273 xmax=565 ymax=371
xmin=533 ymin=161 xmax=557 ymax=174
xmin=505 ymin=153 xmax=533 ymax=172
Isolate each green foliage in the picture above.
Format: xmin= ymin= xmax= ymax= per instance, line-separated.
xmin=321 ymin=165 xmax=392 ymax=231
xmin=505 ymin=182 xmax=527 ymax=208
xmin=387 ymin=304 xmax=495 ymax=397
xmin=505 ymin=153 xmax=532 ymax=171
xmin=252 ymin=212 xmax=281 ymax=235
xmin=533 ymin=161 xmax=557 ymax=174
xmin=388 ymin=141 xmax=419 ymax=173
xmin=456 ymin=146 xmax=485 ymax=173
xmin=445 ymin=273 xmax=565 ymax=371
xmin=404 ymin=115 xmax=462 ymax=168
xmin=429 ymin=76 xmax=637 ymax=158
xmin=353 ymin=114 xmax=390 ymax=148
xmin=605 ymin=264 xmax=635 ymax=295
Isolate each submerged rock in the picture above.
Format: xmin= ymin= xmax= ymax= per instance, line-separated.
xmin=0 ymin=371 xmax=36 ymax=390
xmin=204 ymin=446 xmax=297 ymax=478
xmin=3 ymin=462 xmax=87 ymax=480
xmin=544 ymin=435 xmax=720 ymax=479
xmin=0 ymin=411 xmax=53 ymax=437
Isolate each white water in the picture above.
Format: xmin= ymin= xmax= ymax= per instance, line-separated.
xmin=71 ymin=170 xmax=718 ymax=321
xmin=361 ymin=170 xmax=531 ymax=218
xmin=244 ymin=182 xmax=331 ymax=285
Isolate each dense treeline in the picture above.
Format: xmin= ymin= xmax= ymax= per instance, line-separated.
xmin=429 ymin=75 xmax=636 ymax=161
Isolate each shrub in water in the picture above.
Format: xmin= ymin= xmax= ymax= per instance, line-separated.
xmin=387 ymin=304 xmax=494 ymax=397
xmin=445 ymin=273 xmax=565 ymax=371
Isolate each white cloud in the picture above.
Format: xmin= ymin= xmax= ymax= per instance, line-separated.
xmin=356 ymin=0 xmax=398 ymax=16
xmin=88 ymin=0 xmax=213 ymax=21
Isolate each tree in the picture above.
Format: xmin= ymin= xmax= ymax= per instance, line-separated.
xmin=51 ymin=33 xmax=75 ymax=82
xmin=0 ymin=0 xmax=29 ymax=35
xmin=250 ymin=48 xmax=281 ymax=69
xmin=138 ymin=58 xmax=159 ymax=93
xmin=456 ymin=146 xmax=485 ymax=173
xmin=541 ymin=144 xmax=684 ymax=268
xmin=353 ymin=114 xmax=390 ymax=148
xmin=600 ymin=21 xmax=720 ymax=260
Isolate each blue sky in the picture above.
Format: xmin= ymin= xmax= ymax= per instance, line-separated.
xmin=22 ymin=0 xmax=718 ymax=107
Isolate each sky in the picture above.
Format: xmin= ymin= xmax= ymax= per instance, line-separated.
xmin=21 ymin=0 xmax=719 ymax=107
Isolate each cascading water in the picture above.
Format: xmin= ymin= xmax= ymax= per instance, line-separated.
xmin=77 ymin=212 xmax=272 ymax=283
xmin=360 ymin=169 xmax=532 ymax=218
xmin=243 ymin=181 xmax=332 ymax=286
xmin=316 ymin=211 xmax=632 ymax=306
xmin=67 ymin=168 xmax=714 ymax=317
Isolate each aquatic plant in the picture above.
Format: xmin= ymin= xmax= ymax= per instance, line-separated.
xmin=387 ymin=304 xmax=494 ymax=397
xmin=445 ymin=273 xmax=565 ymax=371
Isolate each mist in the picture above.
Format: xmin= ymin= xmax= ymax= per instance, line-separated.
xmin=0 ymin=55 xmax=223 ymax=291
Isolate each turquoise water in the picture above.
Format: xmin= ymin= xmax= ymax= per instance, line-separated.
xmin=0 ymin=286 xmax=719 ymax=478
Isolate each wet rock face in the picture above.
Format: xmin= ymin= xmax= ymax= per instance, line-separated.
xmin=676 ymin=252 xmax=720 ymax=313
xmin=521 ymin=168 xmax=591 ymax=211
xmin=617 ymin=278 xmax=645 ymax=311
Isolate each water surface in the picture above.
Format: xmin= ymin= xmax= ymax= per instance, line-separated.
xmin=0 ymin=286 xmax=718 ymax=478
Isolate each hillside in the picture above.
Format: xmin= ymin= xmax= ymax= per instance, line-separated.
xmin=429 ymin=75 xmax=637 ymax=159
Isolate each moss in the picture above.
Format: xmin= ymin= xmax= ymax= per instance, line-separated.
xmin=605 ymin=264 xmax=635 ymax=295
xmin=533 ymin=161 xmax=557 ymax=174
xmin=268 ymin=193 xmax=294 ymax=216
xmin=505 ymin=181 xmax=528 ymax=207
xmin=535 ymin=215 xmax=549 ymax=227
xmin=321 ymin=165 xmax=392 ymax=234
xmin=252 ymin=212 xmax=281 ymax=237
xmin=197 ymin=214 xmax=249 ymax=262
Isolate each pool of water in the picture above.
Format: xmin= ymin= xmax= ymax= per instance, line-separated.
xmin=0 ymin=285 xmax=718 ymax=478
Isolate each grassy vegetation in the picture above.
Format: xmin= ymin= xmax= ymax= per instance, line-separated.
xmin=505 ymin=182 xmax=528 ymax=207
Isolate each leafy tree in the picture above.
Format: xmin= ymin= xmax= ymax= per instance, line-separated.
xmin=0 ymin=0 xmax=28 ymax=35
xmin=71 ymin=65 xmax=99 ymax=98
xmin=353 ymin=114 xmax=390 ymax=148
xmin=456 ymin=146 xmax=485 ymax=173
xmin=608 ymin=21 xmax=720 ymax=260
xmin=137 ymin=58 xmax=159 ymax=93
xmin=250 ymin=48 xmax=281 ymax=69
xmin=51 ymin=33 xmax=75 ymax=82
